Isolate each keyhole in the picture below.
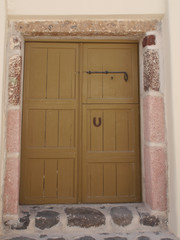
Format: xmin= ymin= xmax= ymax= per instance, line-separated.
xmin=111 ymin=76 xmax=114 ymax=80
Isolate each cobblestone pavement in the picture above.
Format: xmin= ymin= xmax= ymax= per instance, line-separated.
xmin=1 ymin=204 xmax=180 ymax=240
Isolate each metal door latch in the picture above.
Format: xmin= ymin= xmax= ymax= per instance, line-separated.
xmin=86 ymin=71 xmax=128 ymax=81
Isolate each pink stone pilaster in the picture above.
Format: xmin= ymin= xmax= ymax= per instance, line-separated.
xmin=144 ymin=146 xmax=167 ymax=211
xmin=6 ymin=109 xmax=21 ymax=153
xmin=143 ymin=95 xmax=165 ymax=143
xmin=3 ymin=157 xmax=20 ymax=214
xmin=5 ymin=109 xmax=21 ymax=214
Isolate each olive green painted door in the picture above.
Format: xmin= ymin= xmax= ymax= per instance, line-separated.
xmin=20 ymin=42 xmax=141 ymax=204
xmin=82 ymin=44 xmax=141 ymax=203
xmin=20 ymin=43 xmax=79 ymax=204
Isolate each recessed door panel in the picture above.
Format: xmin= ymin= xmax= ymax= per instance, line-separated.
xmin=82 ymin=104 xmax=141 ymax=202
xmin=83 ymin=44 xmax=139 ymax=104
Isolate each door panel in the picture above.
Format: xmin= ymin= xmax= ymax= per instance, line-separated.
xmin=45 ymin=110 xmax=59 ymax=147
xmin=44 ymin=159 xmax=57 ymax=198
xmin=117 ymin=163 xmax=135 ymax=196
xmin=83 ymin=44 xmax=139 ymax=104
xmin=59 ymin=110 xmax=75 ymax=148
xmin=20 ymin=43 xmax=78 ymax=204
xmin=85 ymin=105 xmax=137 ymax=153
xmin=29 ymin=48 xmax=47 ymax=99
xmin=58 ymin=159 xmax=75 ymax=200
xmin=82 ymin=104 xmax=141 ymax=202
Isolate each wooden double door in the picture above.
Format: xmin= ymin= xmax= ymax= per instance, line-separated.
xmin=20 ymin=42 xmax=141 ymax=204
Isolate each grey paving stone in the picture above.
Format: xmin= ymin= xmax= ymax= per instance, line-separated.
xmin=160 ymin=239 xmax=174 ymax=240
xmin=75 ymin=237 xmax=95 ymax=240
xmin=110 ymin=206 xmax=133 ymax=227
xmin=47 ymin=238 xmax=65 ymax=240
xmin=65 ymin=207 xmax=105 ymax=228
xmin=137 ymin=237 xmax=150 ymax=240
xmin=7 ymin=237 xmax=35 ymax=240
xmin=15 ymin=212 xmax=30 ymax=230
xmin=35 ymin=210 xmax=59 ymax=230
xmin=4 ymin=212 xmax=30 ymax=231
xmin=31 ymin=206 xmax=40 ymax=210
xmin=104 ymin=237 xmax=128 ymax=240
xmin=139 ymin=213 xmax=160 ymax=227
xmin=39 ymin=235 xmax=47 ymax=238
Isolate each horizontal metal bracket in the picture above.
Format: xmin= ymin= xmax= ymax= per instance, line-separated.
xmin=86 ymin=71 xmax=128 ymax=81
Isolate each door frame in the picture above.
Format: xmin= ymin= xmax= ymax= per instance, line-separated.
xmin=3 ymin=17 xmax=167 ymax=216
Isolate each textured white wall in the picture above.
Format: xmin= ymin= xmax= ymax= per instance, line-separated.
xmin=165 ymin=0 xmax=180 ymax=237
xmin=7 ymin=0 xmax=165 ymax=16
xmin=2 ymin=0 xmax=180 ymax=238
xmin=0 ymin=0 xmax=7 ymax=234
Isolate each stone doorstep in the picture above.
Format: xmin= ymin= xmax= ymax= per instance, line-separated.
xmin=1 ymin=231 xmax=179 ymax=240
xmin=3 ymin=203 xmax=167 ymax=235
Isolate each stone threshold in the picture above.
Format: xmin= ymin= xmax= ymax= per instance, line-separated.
xmin=2 ymin=204 xmax=169 ymax=237
xmin=1 ymin=231 xmax=179 ymax=240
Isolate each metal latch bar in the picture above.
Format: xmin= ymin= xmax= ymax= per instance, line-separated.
xmin=86 ymin=71 xmax=128 ymax=81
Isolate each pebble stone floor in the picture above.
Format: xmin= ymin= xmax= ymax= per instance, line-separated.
xmin=1 ymin=204 xmax=180 ymax=240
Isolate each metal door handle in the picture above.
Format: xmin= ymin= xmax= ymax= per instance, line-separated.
xmin=86 ymin=71 xmax=128 ymax=81
xmin=93 ymin=117 xmax=101 ymax=127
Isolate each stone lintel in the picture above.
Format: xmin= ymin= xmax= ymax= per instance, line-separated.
xmin=13 ymin=19 xmax=160 ymax=37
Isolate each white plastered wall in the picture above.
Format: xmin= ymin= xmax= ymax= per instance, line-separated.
xmin=0 ymin=0 xmax=180 ymax=238
xmin=7 ymin=0 xmax=165 ymax=16
xmin=164 ymin=0 xmax=180 ymax=237
xmin=0 ymin=0 xmax=7 ymax=235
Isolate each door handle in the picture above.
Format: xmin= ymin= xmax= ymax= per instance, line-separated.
xmin=93 ymin=117 xmax=101 ymax=127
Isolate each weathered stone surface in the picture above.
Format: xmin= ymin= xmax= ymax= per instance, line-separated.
xmin=137 ymin=237 xmax=150 ymax=240
xmin=65 ymin=207 xmax=105 ymax=228
xmin=110 ymin=207 xmax=133 ymax=227
xmin=13 ymin=212 xmax=30 ymax=230
xmin=6 ymin=109 xmax=21 ymax=153
xmin=35 ymin=210 xmax=59 ymax=230
xmin=31 ymin=206 xmax=40 ymax=210
xmin=10 ymin=35 xmax=21 ymax=50
xmin=75 ymin=237 xmax=96 ymax=240
xmin=143 ymin=95 xmax=165 ymax=143
xmin=144 ymin=145 xmax=167 ymax=211
xmin=105 ymin=237 xmax=128 ymax=240
xmin=142 ymin=35 xmax=156 ymax=48
xmin=7 ymin=237 xmax=35 ymax=240
xmin=160 ymin=239 xmax=173 ymax=240
xmin=143 ymin=50 xmax=160 ymax=91
xmin=8 ymin=55 xmax=22 ymax=105
xmin=140 ymin=213 xmax=160 ymax=227
xmin=47 ymin=238 xmax=65 ymax=240
xmin=40 ymin=235 xmax=47 ymax=238
xmin=14 ymin=19 xmax=159 ymax=37
xmin=3 ymin=156 xmax=20 ymax=215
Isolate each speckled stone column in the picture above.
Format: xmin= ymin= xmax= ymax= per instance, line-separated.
xmin=3 ymin=35 xmax=23 ymax=215
xmin=142 ymin=33 xmax=167 ymax=211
